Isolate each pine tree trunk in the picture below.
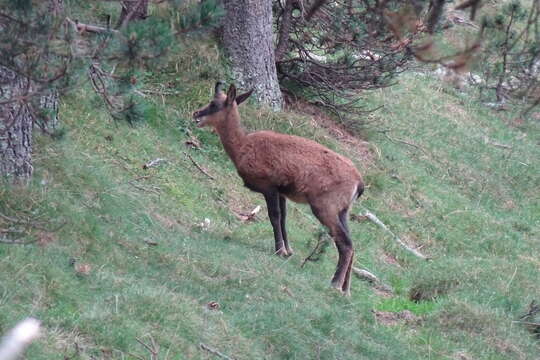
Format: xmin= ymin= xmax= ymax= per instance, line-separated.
xmin=38 ymin=0 xmax=63 ymax=132
xmin=117 ymin=0 xmax=149 ymax=28
xmin=37 ymin=89 xmax=59 ymax=132
xmin=0 ymin=67 xmax=34 ymax=183
xmin=223 ymin=0 xmax=283 ymax=110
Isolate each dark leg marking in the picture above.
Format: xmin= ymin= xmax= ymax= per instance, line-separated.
xmin=279 ymin=195 xmax=293 ymax=255
xmin=264 ymin=190 xmax=288 ymax=256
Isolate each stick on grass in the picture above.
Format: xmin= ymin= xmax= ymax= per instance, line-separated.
xmin=362 ymin=208 xmax=429 ymax=260
xmin=185 ymin=152 xmax=215 ymax=180
xmin=199 ymin=343 xmax=235 ymax=360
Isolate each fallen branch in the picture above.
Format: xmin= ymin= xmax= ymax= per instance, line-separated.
xmin=362 ymin=209 xmax=429 ymax=260
xmin=185 ymin=152 xmax=215 ymax=180
xmin=512 ymin=320 xmax=540 ymax=326
xmin=487 ymin=140 xmax=512 ymax=150
xmin=143 ymin=239 xmax=158 ymax=246
xmin=352 ymin=267 xmax=378 ymax=283
xmin=199 ymin=343 xmax=235 ymax=360
xmin=352 ymin=266 xmax=394 ymax=296
xmin=142 ymin=158 xmax=167 ymax=170
xmin=0 ymin=236 xmax=37 ymax=245
xmin=66 ymin=17 xmax=118 ymax=34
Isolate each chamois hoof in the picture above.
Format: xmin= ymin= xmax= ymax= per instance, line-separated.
xmin=275 ymin=248 xmax=290 ymax=257
xmin=330 ymin=281 xmax=350 ymax=296
xmin=330 ymin=281 xmax=344 ymax=293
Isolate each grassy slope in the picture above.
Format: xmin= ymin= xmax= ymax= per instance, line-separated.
xmin=1 ymin=40 xmax=539 ymax=360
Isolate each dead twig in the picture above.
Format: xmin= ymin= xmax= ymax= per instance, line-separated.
xmin=141 ymin=88 xmax=182 ymax=96
xmin=0 ymin=236 xmax=37 ymax=245
xmin=127 ymin=175 xmax=160 ymax=194
xmin=300 ymin=231 xmax=330 ymax=268
xmin=382 ymin=131 xmax=429 ymax=156
xmin=125 ymin=352 xmax=145 ymax=360
xmin=184 ymin=152 xmax=215 ymax=180
xmin=199 ymin=343 xmax=235 ymax=360
xmin=135 ymin=336 xmax=159 ymax=360
xmin=362 ymin=208 xmax=429 ymax=260
xmin=0 ymin=212 xmax=66 ymax=245
xmin=484 ymin=137 xmax=513 ymax=149
xmin=128 ymin=181 xmax=161 ymax=195
xmin=142 ymin=158 xmax=167 ymax=170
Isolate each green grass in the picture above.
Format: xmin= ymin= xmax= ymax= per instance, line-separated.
xmin=1 ymin=38 xmax=539 ymax=360
xmin=376 ymin=297 xmax=440 ymax=316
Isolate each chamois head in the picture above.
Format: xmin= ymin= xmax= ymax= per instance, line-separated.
xmin=193 ymin=82 xmax=253 ymax=128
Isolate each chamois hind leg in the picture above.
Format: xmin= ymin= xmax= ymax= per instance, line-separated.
xmin=309 ymin=202 xmax=354 ymax=295
xmin=279 ymin=195 xmax=293 ymax=255
xmin=338 ymin=207 xmax=354 ymax=295
xmin=263 ymin=190 xmax=288 ymax=257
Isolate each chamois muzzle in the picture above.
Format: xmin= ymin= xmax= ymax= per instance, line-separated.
xmin=193 ymin=109 xmax=207 ymax=127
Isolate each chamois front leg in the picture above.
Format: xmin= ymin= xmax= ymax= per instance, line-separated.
xmin=279 ymin=195 xmax=293 ymax=255
xmin=263 ymin=191 xmax=289 ymax=257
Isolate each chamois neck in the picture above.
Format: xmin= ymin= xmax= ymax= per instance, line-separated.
xmin=215 ymin=106 xmax=246 ymax=164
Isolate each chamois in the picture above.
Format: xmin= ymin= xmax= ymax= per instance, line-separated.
xmin=193 ymin=82 xmax=364 ymax=295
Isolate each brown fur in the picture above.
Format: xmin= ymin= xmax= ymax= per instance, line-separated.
xmin=193 ymin=83 xmax=364 ymax=295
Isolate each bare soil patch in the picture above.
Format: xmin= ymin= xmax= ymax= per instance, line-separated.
xmin=380 ymin=251 xmax=402 ymax=268
xmin=373 ymin=310 xmax=421 ymax=326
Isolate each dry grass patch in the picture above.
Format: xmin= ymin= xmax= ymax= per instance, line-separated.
xmin=373 ymin=310 xmax=421 ymax=326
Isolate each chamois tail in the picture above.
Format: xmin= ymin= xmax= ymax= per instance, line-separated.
xmin=355 ymin=181 xmax=364 ymax=200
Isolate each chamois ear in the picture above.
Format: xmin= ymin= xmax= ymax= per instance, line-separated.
xmin=236 ymin=89 xmax=253 ymax=105
xmin=225 ymin=84 xmax=237 ymax=107
xmin=214 ymin=81 xmax=224 ymax=96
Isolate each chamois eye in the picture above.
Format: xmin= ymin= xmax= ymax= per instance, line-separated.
xmin=210 ymin=103 xmax=217 ymax=109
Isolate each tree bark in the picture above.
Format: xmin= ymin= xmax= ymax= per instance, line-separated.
xmin=275 ymin=0 xmax=295 ymax=62
xmin=36 ymin=89 xmax=59 ymax=132
xmin=38 ymin=0 xmax=64 ymax=132
xmin=0 ymin=67 xmax=34 ymax=183
xmin=117 ymin=0 xmax=149 ymax=28
xmin=223 ymin=0 xmax=283 ymax=110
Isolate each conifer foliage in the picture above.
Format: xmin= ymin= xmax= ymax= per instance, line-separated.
xmin=0 ymin=0 xmax=224 ymax=183
xmin=476 ymin=1 xmax=540 ymax=115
